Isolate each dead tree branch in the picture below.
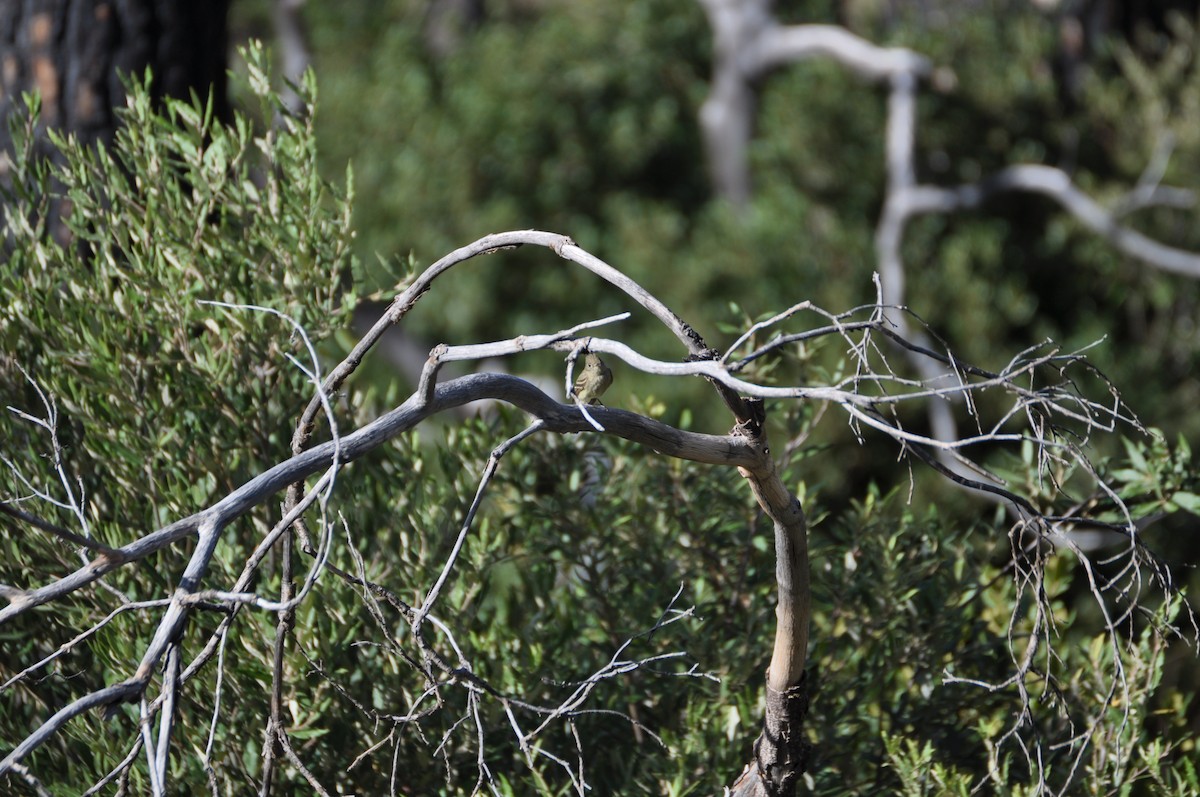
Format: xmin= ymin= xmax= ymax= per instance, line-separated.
xmin=1 ymin=232 xmax=1176 ymax=794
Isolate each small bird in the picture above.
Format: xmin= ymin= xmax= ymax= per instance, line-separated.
xmin=571 ymin=352 xmax=613 ymax=405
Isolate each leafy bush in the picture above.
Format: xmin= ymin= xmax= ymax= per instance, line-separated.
xmin=1 ymin=46 xmax=355 ymax=792
xmin=1 ymin=35 xmax=1196 ymax=797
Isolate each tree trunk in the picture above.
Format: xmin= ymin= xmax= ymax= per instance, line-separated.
xmin=0 ymin=0 xmax=229 ymax=149
xmin=0 ymin=0 xmax=229 ymax=244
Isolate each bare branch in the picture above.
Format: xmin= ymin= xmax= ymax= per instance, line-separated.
xmin=3 ymin=200 xmax=1180 ymax=795
xmin=889 ymin=165 xmax=1200 ymax=279
xmin=412 ymin=420 xmax=547 ymax=632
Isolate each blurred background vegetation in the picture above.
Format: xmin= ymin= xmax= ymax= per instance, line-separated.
xmin=2 ymin=0 xmax=1199 ymax=794
xmin=290 ymin=0 xmax=1200 ymax=434
xmin=280 ymin=0 xmax=1200 ymax=508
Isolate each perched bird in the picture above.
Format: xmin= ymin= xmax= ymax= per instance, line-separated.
xmin=571 ymin=352 xmax=613 ymax=405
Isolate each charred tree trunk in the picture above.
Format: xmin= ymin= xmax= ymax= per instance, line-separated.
xmin=0 ymin=0 xmax=230 ymax=241
xmin=0 ymin=0 xmax=229 ymax=149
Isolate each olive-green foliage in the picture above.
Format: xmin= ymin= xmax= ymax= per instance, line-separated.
xmin=309 ymin=0 xmax=713 ymax=345
xmin=0 ymin=46 xmax=356 ymax=793
xmin=161 ymin=406 xmax=1197 ymax=795
xmin=805 ymin=483 xmax=1196 ymax=796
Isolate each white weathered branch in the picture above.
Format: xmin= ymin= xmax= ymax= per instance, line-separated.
xmin=699 ymin=0 xmax=928 ymax=207
xmin=752 ymin=23 xmax=930 ymax=79
xmin=888 ymin=165 xmax=1200 ymax=279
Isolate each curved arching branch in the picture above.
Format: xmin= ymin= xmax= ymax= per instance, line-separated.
xmin=282 ymin=230 xmax=751 ymax=552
